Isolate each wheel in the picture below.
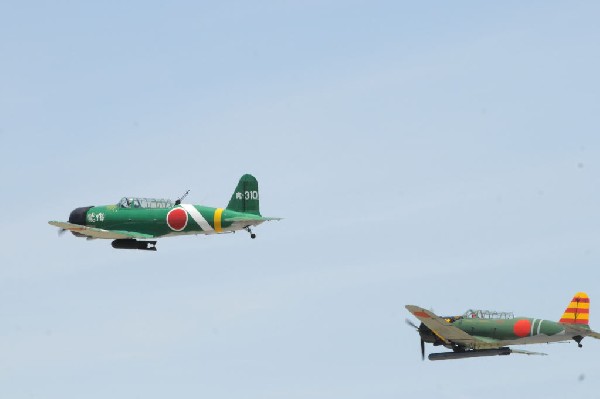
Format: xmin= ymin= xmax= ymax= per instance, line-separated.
xmin=251 ymin=233 xmax=256 ymax=239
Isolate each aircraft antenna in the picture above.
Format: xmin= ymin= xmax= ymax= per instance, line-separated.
xmin=175 ymin=189 xmax=190 ymax=205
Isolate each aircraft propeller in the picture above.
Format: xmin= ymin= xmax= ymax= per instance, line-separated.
xmin=405 ymin=318 xmax=419 ymax=330
xmin=405 ymin=319 xmax=425 ymax=360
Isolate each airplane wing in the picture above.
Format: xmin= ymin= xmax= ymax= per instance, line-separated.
xmin=406 ymin=305 xmax=500 ymax=349
xmin=49 ymin=221 xmax=154 ymax=240
xmin=510 ymin=349 xmax=548 ymax=356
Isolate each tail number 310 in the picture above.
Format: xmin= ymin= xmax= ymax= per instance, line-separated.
xmin=235 ymin=191 xmax=259 ymax=200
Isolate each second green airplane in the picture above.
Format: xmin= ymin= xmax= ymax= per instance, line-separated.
xmin=49 ymin=174 xmax=280 ymax=251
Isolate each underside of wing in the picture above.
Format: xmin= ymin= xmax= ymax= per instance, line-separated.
xmin=510 ymin=348 xmax=548 ymax=356
xmin=49 ymin=221 xmax=154 ymax=240
xmin=471 ymin=335 xmax=502 ymax=345
xmin=406 ymin=305 xmax=497 ymax=349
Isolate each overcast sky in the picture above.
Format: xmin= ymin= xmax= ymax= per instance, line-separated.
xmin=2 ymin=1 xmax=600 ymax=398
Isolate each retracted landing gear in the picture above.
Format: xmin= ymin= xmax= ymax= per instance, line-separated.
xmin=574 ymin=335 xmax=584 ymax=348
xmin=245 ymin=226 xmax=256 ymax=239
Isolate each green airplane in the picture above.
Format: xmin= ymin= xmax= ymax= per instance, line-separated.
xmin=406 ymin=292 xmax=600 ymax=361
xmin=49 ymin=174 xmax=280 ymax=251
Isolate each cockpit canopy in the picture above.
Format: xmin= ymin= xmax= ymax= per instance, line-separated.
xmin=462 ymin=309 xmax=514 ymax=319
xmin=118 ymin=197 xmax=173 ymax=209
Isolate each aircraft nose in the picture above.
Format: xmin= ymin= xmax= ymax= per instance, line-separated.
xmin=68 ymin=206 xmax=94 ymax=225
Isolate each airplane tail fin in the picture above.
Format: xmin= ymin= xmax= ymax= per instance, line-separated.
xmin=226 ymin=174 xmax=261 ymax=215
xmin=559 ymin=292 xmax=590 ymax=326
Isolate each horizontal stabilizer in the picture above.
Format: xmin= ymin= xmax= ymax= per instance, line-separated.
xmin=227 ymin=216 xmax=282 ymax=223
xmin=586 ymin=331 xmax=600 ymax=340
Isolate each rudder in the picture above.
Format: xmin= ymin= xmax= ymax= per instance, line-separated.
xmin=559 ymin=292 xmax=590 ymax=325
xmin=226 ymin=174 xmax=261 ymax=215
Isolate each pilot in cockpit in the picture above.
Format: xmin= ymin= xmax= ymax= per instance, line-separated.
xmin=119 ymin=198 xmax=133 ymax=208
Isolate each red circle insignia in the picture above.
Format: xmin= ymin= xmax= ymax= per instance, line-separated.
xmin=513 ymin=319 xmax=531 ymax=337
xmin=167 ymin=208 xmax=188 ymax=231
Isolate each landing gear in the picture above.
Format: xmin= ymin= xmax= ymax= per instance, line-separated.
xmin=452 ymin=345 xmax=466 ymax=353
xmin=245 ymin=226 xmax=256 ymax=239
xmin=574 ymin=335 xmax=584 ymax=348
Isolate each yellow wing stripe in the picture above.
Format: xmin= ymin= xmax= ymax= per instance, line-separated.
xmin=214 ymin=208 xmax=224 ymax=232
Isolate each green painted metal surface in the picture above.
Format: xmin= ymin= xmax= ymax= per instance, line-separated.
xmin=454 ymin=317 xmax=565 ymax=340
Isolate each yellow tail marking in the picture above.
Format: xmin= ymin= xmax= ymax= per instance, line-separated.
xmin=566 ymin=301 xmax=590 ymax=309
xmin=560 ymin=292 xmax=590 ymax=324
xmin=562 ymin=312 xmax=589 ymax=320
xmin=214 ymin=208 xmax=224 ymax=232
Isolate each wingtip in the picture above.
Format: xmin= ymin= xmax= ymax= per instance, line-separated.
xmin=511 ymin=349 xmax=548 ymax=356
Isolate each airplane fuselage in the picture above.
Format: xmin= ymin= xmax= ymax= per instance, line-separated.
xmin=453 ymin=317 xmax=568 ymax=346
xmin=70 ymin=204 xmax=265 ymax=238
xmin=421 ymin=317 xmax=584 ymax=349
xmin=49 ymin=174 xmax=279 ymax=250
xmin=408 ymin=294 xmax=598 ymax=360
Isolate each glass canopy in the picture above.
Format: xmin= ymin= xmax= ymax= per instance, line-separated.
xmin=462 ymin=309 xmax=514 ymax=319
xmin=118 ymin=197 xmax=173 ymax=209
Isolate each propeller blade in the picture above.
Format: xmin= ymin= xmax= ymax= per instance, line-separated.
xmin=405 ymin=318 xmax=425 ymax=360
xmin=405 ymin=318 xmax=419 ymax=330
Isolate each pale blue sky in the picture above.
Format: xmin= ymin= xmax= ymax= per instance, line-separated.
xmin=1 ymin=1 xmax=600 ymax=398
